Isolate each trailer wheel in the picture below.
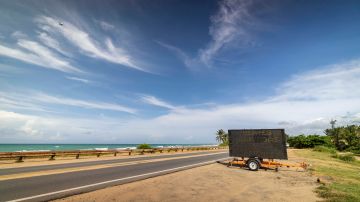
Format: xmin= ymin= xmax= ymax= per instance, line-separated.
xmin=247 ymin=159 xmax=260 ymax=171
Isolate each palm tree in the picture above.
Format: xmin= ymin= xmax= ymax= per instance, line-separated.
xmin=216 ymin=129 xmax=228 ymax=144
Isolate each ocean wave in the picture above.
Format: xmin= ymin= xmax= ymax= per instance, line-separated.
xmin=16 ymin=150 xmax=51 ymax=152
xmin=116 ymin=147 xmax=136 ymax=150
xmin=95 ymin=148 xmax=108 ymax=151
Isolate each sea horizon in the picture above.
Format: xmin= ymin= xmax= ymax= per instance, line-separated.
xmin=0 ymin=143 xmax=218 ymax=152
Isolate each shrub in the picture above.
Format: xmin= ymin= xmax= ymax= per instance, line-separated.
xmin=219 ymin=142 xmax=228 ymax=147
xmin=288 ymin=135 xmax=332 ymax=149
xmin=137 ymin=143 xmax=152 ymax=149
xmin=313 ymin=146 xmax=337 ymax=154
xmin=337 ymin=154 xmax=356 ymax=162
xmin=331 ymin=153 xmax=356 ymax=162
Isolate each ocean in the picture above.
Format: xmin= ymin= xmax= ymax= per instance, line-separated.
xmin=0 ymin=144 xmax=216 ymax=152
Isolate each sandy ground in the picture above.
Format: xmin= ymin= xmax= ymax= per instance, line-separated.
xmin=54 ymin=150 xmax=320 ymax=202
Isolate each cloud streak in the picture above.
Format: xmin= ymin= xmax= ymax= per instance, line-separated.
xmin=0 ymin=91 xmax=136 ymax=114
xmin=36 ymin=16 xmax=146 ymax=72
xmin=66 ymin=76 xmax=91 ymax=84
xmin=141 ymin=95 xmax=176 ymax=109
xmin=0 ymin=39 xmax=82 ymax=73
xmin=159 ymin=0 xmax=255 ymax=69
xmin=34 ymin=93 xmax=137 ymax=114
xmin=37 ymin=32 xmax=72 ymax=57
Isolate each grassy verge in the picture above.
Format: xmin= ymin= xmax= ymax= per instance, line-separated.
xmin=293 ymin=148 xmax=360 ymax=202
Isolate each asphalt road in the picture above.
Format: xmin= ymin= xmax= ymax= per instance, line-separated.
xmin=0 ymin=151 xmax=229 ymax=202
xmin=0 ymin=150 xmax=226 ymax=175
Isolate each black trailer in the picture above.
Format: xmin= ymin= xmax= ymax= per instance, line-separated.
xmin=227 ymin=129 xmax=306 ymax=171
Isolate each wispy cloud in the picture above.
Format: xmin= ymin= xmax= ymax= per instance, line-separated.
xmin=141 ymin=95 xmax=176 ymax=109
xmin=37 ymin=32 xmax=72 ymax=57
xmin=66 ymin=76 xmax=91 ymax=84
xmin=156 ymin=41 xmax=199 ymax=69
xmin=0 ymin=39 xmax=82 ymax=73
xmin=33 ymin=93 xmax=137 ymax=114
xmin=272 ymin=60 xmax=360 ymax=101
xmin=199 ymin=0 xmax=253 ymax=66
xmin=159 ymin=0 xmax=255 ymax=69
xmin=97 ymin=20 xmax=115 ymax=31
xmin=36 ymin=16 xmax=147 ymax=72
xmin=0 ymin=91 xmax=136 ymax=114
xmin=0 ymin=92 xmax=50 ymax=112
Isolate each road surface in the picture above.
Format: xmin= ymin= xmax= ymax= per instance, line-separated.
xmin=0 ymin=151 xmax=229 ymax=202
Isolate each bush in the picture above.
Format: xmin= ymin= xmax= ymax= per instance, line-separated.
xmin=288 ymin=135 xmax=332 ymax=149
xmin=219 ymin=142 xmax=228 ymax=147
xmin=137 ymin=144 xmax=152 ymax=149
xmin=337 ymin=154 xmax=356 ymax=162
xmin=331 ymin=153 xmax=356 ymax=162
xmin=313 ymin=146 xmax=337 ymax=154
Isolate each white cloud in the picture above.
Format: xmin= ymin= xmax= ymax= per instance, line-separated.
xmin=199 ymin=0 xmax=253 ymax=66
xmin=273 ymin=60 xmax=360 ymax=101
xmin=156 ymin=41 xmax=200 ymax=70
xmin=38 ymin=32 xmax=72 ymax=57
xmin=141 ymin=95 xmax=176 ymax=109
xmin=11 ymin=31 xmax=27 ymax=39
xmin=66 ymin=76 xmax=90 ymax=84
xmin=98 ymin=20 xmax=115 ymax=31
xmin=36 ymin=16 xmax=146 ymax=72
xmin=0 ymin=93 xmax=50 ymax=112
xmin=159 ymin=0 xmax=254 ymax=69
xmin=0 ymin=39 xmax=82 ymax=73
xmin=0 ymin=91 xmax=136 ymax=114
xmin=33 ymin=93 xmax=137 ymax=114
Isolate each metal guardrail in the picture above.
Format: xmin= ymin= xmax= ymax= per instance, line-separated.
xmin=0 ymin=146 xmax=227 ymax=162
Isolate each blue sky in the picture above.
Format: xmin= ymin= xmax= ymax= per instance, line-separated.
xmin=1 ymin=0 xmax=360 ymax=144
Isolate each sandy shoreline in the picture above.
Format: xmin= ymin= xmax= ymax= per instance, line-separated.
xmin=54 ymin=149 xmax=320 ymax=202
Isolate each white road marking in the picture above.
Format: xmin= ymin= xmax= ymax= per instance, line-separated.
xmin=7 ymin=156 xmax=230 ymax=202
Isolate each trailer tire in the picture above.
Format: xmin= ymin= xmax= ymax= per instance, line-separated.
xmin=247 ymin=159 xmax=260 ymax=171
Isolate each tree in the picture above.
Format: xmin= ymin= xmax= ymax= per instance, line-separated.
xmin=325 ymin=124 xmax=360 ymax=151
xmin=216 ymin=129 xmax=228 ymax=146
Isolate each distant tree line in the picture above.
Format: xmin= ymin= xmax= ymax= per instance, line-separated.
xmin=287 ymin=135 xmax=332 ymax=149
xmin=288 ymin=124 xmax=360 ymax=154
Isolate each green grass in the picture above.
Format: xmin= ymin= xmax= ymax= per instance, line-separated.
xmin=313 ymin=145 xmax=337 ymax=154
xmin=293 ymin=149 xmax=360 ymax=201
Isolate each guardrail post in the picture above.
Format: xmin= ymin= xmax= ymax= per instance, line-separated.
xmin=16 ymin=156 xmax=24 ymax=163
xmin=49 ymin=154 xmax=55 ymax=160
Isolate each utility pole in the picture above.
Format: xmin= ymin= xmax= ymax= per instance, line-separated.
xmin=330 ymin=119 xmax=338 ymax=148
xmin=330 ymin=119 xmax=337 ymax=129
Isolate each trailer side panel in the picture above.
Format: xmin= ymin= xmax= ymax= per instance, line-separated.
xmin=228 ymin=129 xmax=288 ymax=159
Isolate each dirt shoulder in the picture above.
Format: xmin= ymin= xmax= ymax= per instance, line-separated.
xmin=54 ymin=150 xmax=320 ymax=202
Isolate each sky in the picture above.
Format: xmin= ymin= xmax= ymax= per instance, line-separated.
xmin=1 ymin=0 xmax=360 ymax=144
